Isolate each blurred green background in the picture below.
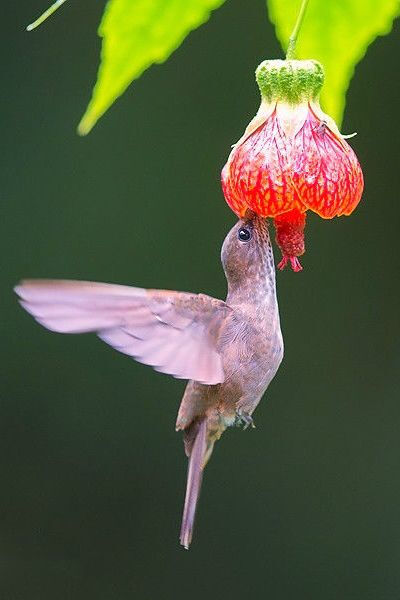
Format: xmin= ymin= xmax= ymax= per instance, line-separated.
xmin=1 ymin=1 xmax=400 ymax=598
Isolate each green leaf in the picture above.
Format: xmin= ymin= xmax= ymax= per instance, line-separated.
xmin=78 ymin=0 xmax=226 ymax=135
xmin=267 ymin=0 xmax=400 ymax=125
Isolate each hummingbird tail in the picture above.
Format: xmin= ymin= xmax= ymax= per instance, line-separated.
xmin=180 ymin=417 xmax=208 ymax=550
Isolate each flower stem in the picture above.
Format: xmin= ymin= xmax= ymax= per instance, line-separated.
xmin=26 ymin=0 xmax=68 ymax=31
xmin=285 ymin=0 xmax=310 ymax=60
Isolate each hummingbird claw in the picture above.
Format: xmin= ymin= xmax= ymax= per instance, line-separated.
xmin=235 ymin=410 xmax=256 ymax=430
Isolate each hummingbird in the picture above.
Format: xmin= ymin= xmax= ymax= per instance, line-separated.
xmin=14 ymin=210 xmax=284 ymax=549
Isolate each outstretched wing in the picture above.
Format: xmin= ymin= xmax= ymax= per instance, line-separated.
xmin=15 ymin=280 xmax=232 ymax=385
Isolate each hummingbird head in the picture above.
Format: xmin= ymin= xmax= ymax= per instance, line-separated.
xmin=221 ymin=210 xmax=273 ymax=289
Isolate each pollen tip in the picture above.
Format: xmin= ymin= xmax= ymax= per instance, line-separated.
xmin=277 ymin=255 xmax=303 ymax=272
xmin=277 ymin=256 xmax=289 ymax=271
xmin=290 ymin=256 xmax=303 ymax=272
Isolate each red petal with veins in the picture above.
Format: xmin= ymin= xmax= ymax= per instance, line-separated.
xmin=291 ymin=107 xmax=364 ymax=218
xmin=221 ymin=105 xmax=363 ymax=220
xmin=222 ymin=110 xmax=302 ymax=218
xmin=222 ymin=103 xmax=364 ymax=271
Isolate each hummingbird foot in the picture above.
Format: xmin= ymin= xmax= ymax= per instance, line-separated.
xmin=235 ymin=410 xmax=256 ymax=430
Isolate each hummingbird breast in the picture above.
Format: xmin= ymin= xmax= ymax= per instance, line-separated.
xmin=176 ymin=309 xmax=283 ymax=432
xmin=219 ymin=312 xmax=283 ymax=410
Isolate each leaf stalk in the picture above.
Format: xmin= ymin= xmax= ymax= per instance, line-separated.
xmin=26 ymin=0 xmax=68 ymax=31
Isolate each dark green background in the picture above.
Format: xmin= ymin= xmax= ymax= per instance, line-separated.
xmin=1 ymin=1 xmax=399 ymax=598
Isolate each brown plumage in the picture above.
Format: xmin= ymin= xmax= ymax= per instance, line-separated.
xmin=14 ymin=211 xmax=283 ymax=549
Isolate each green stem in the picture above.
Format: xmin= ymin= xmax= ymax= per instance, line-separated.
xmin=285 ymin=0 xmax=310 ymax=60
xmin=26 ymin=0 xmax=68 ymax=31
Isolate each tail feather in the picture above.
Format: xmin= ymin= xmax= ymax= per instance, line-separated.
xmin=180 ymin=418 xmax=208 ymax=549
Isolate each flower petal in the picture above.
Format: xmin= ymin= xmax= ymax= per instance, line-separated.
xmin=291 ymin=108 xmax=364 ymax=218
xmin=223 ymin=111 xmax=302 ymax=217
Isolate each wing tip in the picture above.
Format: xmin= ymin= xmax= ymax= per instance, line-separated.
xmin=14 ymin=284 xmax=24 ymax=299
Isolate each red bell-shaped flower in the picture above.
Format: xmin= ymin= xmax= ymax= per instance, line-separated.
xmin=221 ymin=59 xmax=364 ymax=271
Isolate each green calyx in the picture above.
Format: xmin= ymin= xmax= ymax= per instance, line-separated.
xmin=255 ymin=59 xmax=324 ymax=105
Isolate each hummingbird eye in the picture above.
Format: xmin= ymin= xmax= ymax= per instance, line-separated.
xmin=238 ymin=227 xmax=251 ymax=242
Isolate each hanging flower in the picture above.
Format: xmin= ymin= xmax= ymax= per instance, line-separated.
xmin=221 ymin=59 xmax=364 ymax=271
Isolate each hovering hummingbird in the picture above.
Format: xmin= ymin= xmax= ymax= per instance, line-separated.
xmin=14 ymin=210 xmax=283 ymax=549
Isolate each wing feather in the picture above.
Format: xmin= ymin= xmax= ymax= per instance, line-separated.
xmin=15 ymin=279 xmax=230 ymax=385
